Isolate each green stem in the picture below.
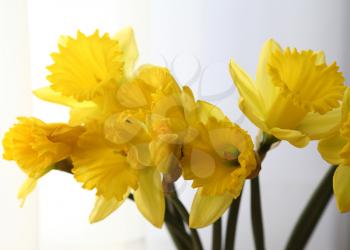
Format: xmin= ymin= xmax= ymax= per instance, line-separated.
xmin=165 ymin=224 xmax=189 ymax=250
xmin=251 ymin=176 xmax=265 ymax=250
xmin=168 ymin=194 xmax=203 ymax=250
xmin=212 ymin=218 xmax=222 ymax=250
xmin=248 ymin=132 xmax=278 ymax=250
xmin=224 ymin=193 xmax=242 ymax=250
xmin=171 ymin=186 xmax=188 ymax=234
xmin=165 ymin=206 xmax=192 ymax=250
xmin=257 ymin=132 xmax=279 ymax=162
xmin=285 ymin=166 xmax=336 ymax=250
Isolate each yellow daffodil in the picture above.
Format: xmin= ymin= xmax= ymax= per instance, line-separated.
xmin=34 ymin=27 xmax=139 ymax=125
xmin=71 ymin=122 xmax=138 ymax=200
xmin=72 ymin=120 xmax=166 ymax=227
xmin=2 ymin=117 xmax=84 ymax=205
xmin=318 ymin=88 xmax=350 ymax=212
xmin=47 ymin=30 xmax=123 ymax=101
xmin=181 ymin=101 xmax=256 ymax=228
xmin=230 ymin=39 xmax=345 ymax=147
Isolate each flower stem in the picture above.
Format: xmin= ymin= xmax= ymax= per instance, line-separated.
xmin=165 ymin=205 xmax=192 ymax=250
xmin=171 ymin=186 xmax=188 ymax=234
xmin=212 ymin=217 xmax=222 ymax=250
xmin=251 ymin=176 xmax=265 ymax=250
xmin=167 ymin=194 xmax=203 ymax=250
xmin=285 ymin=166 xmax=336 ymax=250
xmin=224 ymin=193 xmax=242 ymax=250
xmin=249 ymin=132 xmax=277 ymax=250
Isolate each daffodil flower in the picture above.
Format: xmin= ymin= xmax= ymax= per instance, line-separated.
xmin=229 ymin=39 xmax=345 ymax=147
xmin=181 ymin=101 xmax=256 ymax=228
xmin=33 ymin=27 xmax=139 ymax=125
xmin=318 ymin=88 xmax=350 ymax=212
xmin=2 ymin=117 xmax=84 ymax=205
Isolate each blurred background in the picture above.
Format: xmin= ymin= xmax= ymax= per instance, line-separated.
xmin=1 ymin=0 xmax=350 ymax=249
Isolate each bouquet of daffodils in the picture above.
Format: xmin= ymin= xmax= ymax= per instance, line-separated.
xmin=3 ymin=27 xmax=348 ymax=250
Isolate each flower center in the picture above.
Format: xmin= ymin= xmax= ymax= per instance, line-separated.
xmin=267 ymin=48 xmax=345 ymax=116
xmin=223 ymin=145 xmax=240 ymax=166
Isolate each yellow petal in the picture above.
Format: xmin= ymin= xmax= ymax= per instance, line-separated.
xmin=318 ymin=133 xmax=346 ymax=165
xmin=149 ymin=134 xmax=180 ymax=173
xmin=181 ymin=86 xmax=197 ymax=124
xmin=117 ymin=79 xmax=149 ymax=108
xmin=315 ymin=51 xmax=326 ymax=65
xmin=197 ymin=100 xmax=226 ymax=123
xmin=33 ymin=87 xmax=81 ymax=107
xmin=333 ymin=165 xmax=350 ymax=212
xmin=113 ymin=27 xmax=138 ymax=77
xmin=297 ymin=107 xmax=341 ymax=140
xmin=18 ymin=178 xmax=38 ymax=207
xmin=189 ymin=188 xmax=234 ymax=228
xmin=229 ymin=59 xmax=265 ymax=126
xmin=72 ymin=125 xmax=138 ymax=200
xmin=238 ymin=99 xmax=268 ymax=131
xmin=104 ymin=112 xmax=149 ymax=145
xmin=34 ymin=87 xmax=100 ymax=126
xmin=127 ymin=144 xmax=152 ymax=168
xmin=68 ymin=104 xmax=102 ymax=126
xmin=269 ymin=127 xmax=310 ymax=147
xmin=134 ymin=168 xmax=165 ymax=228
xmin=137 ymin=65 xmax=180 ymax=93
xmin=342 ymin=88 xmax=350 ymax=122
xmin=89 ymin=193 xmax=128 ymax=223
xmin=256 ymin=39 xmax=282 ymax=108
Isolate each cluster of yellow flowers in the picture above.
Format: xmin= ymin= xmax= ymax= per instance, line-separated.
xmin=2 ymin=28 xmax=256 ymax=228
xmin=2 ymin=27 xmax=350 ymax=231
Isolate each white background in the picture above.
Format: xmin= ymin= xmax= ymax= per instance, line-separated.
xmin=0 ymin=0 xmax=349 ymax=249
